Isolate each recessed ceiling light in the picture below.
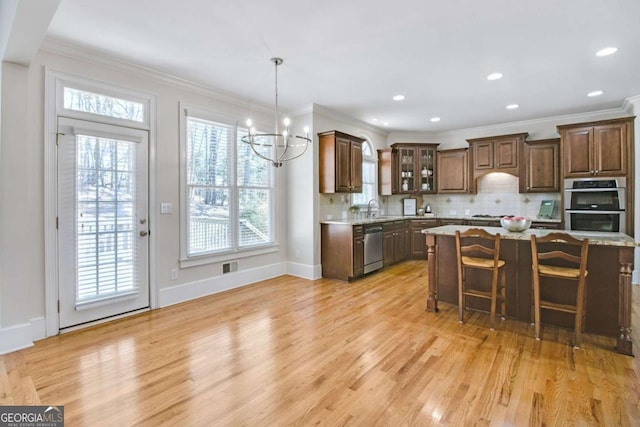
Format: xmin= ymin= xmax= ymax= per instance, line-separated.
xmin=383 ymin=122 xmax=389 ymax=126
xmin=487 ymin=72 xmax=503 ymax=81
xmin=372 ymin=118 xmax=378 ymax=122
xmin=506 ymin=104 xmax=519 ymax=110
xmin=430 ymin=117 xmax=441 ymax=122
xmin=393 ymin=94 xmax=405 ymax=101
xmin=596 ymin=47 xmax=618 ymax=57
xmin=587 ymin=90 xmax=603 ymax=97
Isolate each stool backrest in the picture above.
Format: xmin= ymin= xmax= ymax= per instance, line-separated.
xmin=530 ymin=232 xmax=589 ymax=275
xmin=455 ymin=228 xmax=501 ymax=267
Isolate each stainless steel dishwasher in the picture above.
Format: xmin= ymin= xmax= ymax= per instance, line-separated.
xmin=363 ymin=224 xmax=383 ymax=274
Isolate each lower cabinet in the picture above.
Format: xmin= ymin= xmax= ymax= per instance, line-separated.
xmin=410 ymin=219 xmax=438 ymax=259
xmin=383 ymin=220 xmax=408 ymax=266
xmin=321 ymin=223 xmax=364 ymax=281
xmin=353 ymin=226 xmax=364 ymax=278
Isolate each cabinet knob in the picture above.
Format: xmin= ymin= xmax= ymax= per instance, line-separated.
xmin=595 ymin=169 xmax=599 ymax=174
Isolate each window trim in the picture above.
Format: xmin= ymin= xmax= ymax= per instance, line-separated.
xmin=178 ymin=104 xmax=278 ymax=268
xmin=56 ymin=77 xmax=151 ymax=129
xmin=352 ymin=139 xmax=378 ymax=207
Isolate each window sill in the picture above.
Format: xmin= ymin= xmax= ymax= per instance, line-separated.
xmin=179 ymin=243 xmax=280 ymax=269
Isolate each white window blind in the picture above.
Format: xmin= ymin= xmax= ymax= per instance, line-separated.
xmin=183 ymin=110 xmax=275 ymax=259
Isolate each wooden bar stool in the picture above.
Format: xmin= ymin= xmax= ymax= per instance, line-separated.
xmin=455 ymin=228 xmax=506 ymax=329
xmin=530 ymin=233 xmax=589 ymax=348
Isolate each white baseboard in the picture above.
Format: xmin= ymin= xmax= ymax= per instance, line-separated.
xmin=30 ymin=317 xmax=46 ymax=341
xmin=0 ymin=317 xmax=47 ymax=355
xmin=159 ymin=262 xmax=287 ymax=307
xmin=0 ymin=323 xmax=34 ymax=355
xmin=286 ymin=262 xmax=322 ymax=280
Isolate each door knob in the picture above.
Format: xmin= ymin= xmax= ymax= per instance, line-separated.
xmin=139 ymin=230 xmax=149 ymax=237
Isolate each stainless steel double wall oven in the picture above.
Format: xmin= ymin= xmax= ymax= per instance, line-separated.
xmin=564 ymin=177 xmax=626 ymax=233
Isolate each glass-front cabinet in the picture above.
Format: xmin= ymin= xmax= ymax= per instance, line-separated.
xmin=392 ymin=143 xmax=438 ymax=194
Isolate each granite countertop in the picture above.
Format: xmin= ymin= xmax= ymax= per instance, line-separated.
xmin=421 ymin=225 xmax=637 ymax=247
xmin=320 ymin=214 xmax=562 ymax=226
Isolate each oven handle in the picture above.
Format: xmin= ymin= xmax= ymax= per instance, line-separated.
xmin=565 ymin=209 xmax=625 ymax=214
xmin=564 ymin=188 xmax=624 ymax=192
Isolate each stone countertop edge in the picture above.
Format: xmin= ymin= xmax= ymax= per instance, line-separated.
xmin=320 ymin=215 xmax=562 ymax=226
xmin=421 ymin=225 xmax=637 ymax=248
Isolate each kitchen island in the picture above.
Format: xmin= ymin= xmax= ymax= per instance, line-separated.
xmin=422 ymin=225 xmax=636 ymax=355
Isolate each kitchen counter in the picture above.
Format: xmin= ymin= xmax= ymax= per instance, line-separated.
xmin=421 ymin=225 xmax=636 ymax=355
xmin=422 ymin=225 xmax=635 ymax=247
xmin=321 ymin=215 xmax=562 ymax=226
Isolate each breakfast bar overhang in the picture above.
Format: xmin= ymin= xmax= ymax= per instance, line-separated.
xmin=422 ymin=225 xmax=636 ymax=356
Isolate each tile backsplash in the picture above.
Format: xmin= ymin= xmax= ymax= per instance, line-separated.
xmin=319 ymin=173 xmax=561 ymax=220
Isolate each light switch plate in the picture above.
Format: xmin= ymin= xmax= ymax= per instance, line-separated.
xmin=161 ymin=202 xmax=173 ymax=214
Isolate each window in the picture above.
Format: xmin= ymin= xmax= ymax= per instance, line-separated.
xmin=63 ymin=87 xmax=145 ymax=123
xmin=352 ymin=140 xmax=377 ymax=206
xmin=182 ymin=108 xmax=275 ymax=260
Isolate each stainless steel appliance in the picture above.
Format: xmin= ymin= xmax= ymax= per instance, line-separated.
xmin=363 ymin=225 xmax=383 ymax=274
xmin=564 ymin=177 xmax=626 ymax=233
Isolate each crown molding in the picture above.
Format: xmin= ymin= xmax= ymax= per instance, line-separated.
xmin=622 ymin=94 xmax=640 ymax=111
xmin=434 ymin=105 xmax=631 ymax=139
xmin=39 ymin=37 xmax=274 ymax=116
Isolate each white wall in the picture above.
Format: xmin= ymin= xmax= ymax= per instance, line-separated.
xmin=0 ymin=42 xmax=295 ymax=352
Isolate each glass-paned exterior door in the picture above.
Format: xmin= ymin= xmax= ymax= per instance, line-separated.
xmin=57 ymin=117 xmax=149 ymax=328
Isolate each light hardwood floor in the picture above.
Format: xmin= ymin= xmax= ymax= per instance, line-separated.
xmin=1 ymin=260 xmax=639 ymax=426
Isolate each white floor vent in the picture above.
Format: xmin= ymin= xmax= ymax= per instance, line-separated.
xmin=222 ymin=261 xmax=238 ymax=274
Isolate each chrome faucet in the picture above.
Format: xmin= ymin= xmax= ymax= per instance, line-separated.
xmin=367 ymin=199 xmax=379 ymax=218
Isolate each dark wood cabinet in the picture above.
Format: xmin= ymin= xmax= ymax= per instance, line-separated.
xmin=437 ymin=149 xmax=470 ymax=193
xmin=520 ymin=138 xmax=560 ymax=193
xmin=318 ymin=130 xmax=364 ymax=193
xmin=383 ymin=220 xmax=407 ymax=266
xmin=467 ymin=133 xmax=527 ymax=179
xmin=438 ymin=219 xmax=466 ymax=226
xmin=530 ymin=221 xmax=562 ymax=230
xmin=559 ymin=118 xmax=632 ymax=178
xmin=353 ymin=227 xmax=364 ymax=278
xmin=377 ymin=148 xmax=398 ymax=195
xmin=321 ymin=224 xmax=364 ymax=281
xmin=558 ymin=117 xmax=634 ymax=236
xmin=410 ymin=219 xmax=438 ymax=259
xmin=379 ymin=143 xmax=438 ymax=195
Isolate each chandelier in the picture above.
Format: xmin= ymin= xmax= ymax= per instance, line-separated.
xmin=242 ymin=57 xmax=311 ymax=167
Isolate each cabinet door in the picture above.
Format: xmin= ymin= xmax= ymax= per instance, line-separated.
xmin=350 ymin=139 xmax=363 ymax=192
xmin=594 ymin=123 xmax=627 ymax=176
xmin=437 ymin=150 xmax=469 ymax=193
xmin=399 ymin=147 xmax=416 ymax=193
xmin=335 ymin=137 xmax=352 ymax=192
xmin=394 ymin=230 xmax=405 ymax=263
xmin=473 ymin=141 xmax=494 ymax=170
xmin=383 ymin=231 xmax=395 ymax=267
xmin=495 ymin=138 xmax=518 ymax=169
xmin=563 ymin=126 xmax=594 ymax=177
xmin=522 ymin=141 xmax=559 ymax=192
xmin=353 ymin=236 xmax=364 ymax=278
xmin=417 ymin=147 xmax=436 ymax=193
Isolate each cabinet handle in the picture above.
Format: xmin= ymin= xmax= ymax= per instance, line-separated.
xmin=595 ymin=169 xmax=599 ymax=174
xmin=527 ymin=186 xmax=530 ymax=190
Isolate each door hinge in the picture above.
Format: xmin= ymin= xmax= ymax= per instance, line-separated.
xmin=57 ymin=300 xmax=60 ymax=313
xmin=56 ymin=217 xmax=59 ymax=229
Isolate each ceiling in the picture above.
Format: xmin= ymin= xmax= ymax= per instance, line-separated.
xmin=44 ymin=0 xmax=640 ymax=133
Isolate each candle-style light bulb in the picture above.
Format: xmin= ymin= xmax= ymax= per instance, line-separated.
xmin=246 ymin=119 xmax=252 ymax=127
xmin=283 ymin=117 xmax=291 ymax=127
xmin=303 ymin=126 xmax=309 ymax=135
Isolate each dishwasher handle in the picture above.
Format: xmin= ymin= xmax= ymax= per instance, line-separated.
xmin=364 ymin=225 xmax=383 ymax=233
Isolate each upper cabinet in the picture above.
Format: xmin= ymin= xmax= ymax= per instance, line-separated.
xmin=437 ymin=149 xmax=470 ymax=193
xmin=318 ymin=130 xmax=365 ymax=193
xmin=558 ymin=117 xmax=633 ymax=178
xmin=377 ymin=148 xmax=398 ymax=195
xmin=520 ymin=138 xmax=560 ymax=193
xmin=391 ymin=143 xmax=439 ymax=195
xmin=467 ymin=133 xmax=528 ymax=179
